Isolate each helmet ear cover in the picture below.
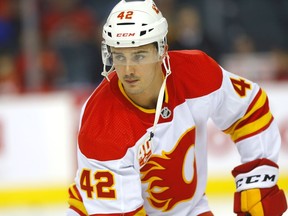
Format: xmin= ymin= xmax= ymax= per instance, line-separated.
xmin=101 ymin=42 xmax=112 ymax=66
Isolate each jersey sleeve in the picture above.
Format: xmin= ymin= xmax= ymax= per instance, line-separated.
xmin=210 ymin=67 xmax=281 ymax=164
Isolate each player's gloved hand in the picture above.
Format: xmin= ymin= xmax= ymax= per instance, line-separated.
xmin=232 ymin=158 xmax=287 ymax=216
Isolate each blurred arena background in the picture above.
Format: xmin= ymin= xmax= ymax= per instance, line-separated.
xmin=0 ymin=0 xmax=287 ymax=215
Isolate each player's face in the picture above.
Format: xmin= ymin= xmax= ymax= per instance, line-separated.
xmin=111 ymin=44 xmax=163 ymax=96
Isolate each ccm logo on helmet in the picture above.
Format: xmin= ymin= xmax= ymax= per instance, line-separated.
xmin=236 ymin=174 xmax=276 ymax=189
xmin=117 ymin=33 xmax=136 ymax=37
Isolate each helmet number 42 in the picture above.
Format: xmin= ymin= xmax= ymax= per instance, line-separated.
xmin=117 ymin=11 xmax=134 ymax=20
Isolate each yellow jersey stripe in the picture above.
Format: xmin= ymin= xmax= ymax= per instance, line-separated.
xmin=230 ymin=111 xmax=273 ymax=141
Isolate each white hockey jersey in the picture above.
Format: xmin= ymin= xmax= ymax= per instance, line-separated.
xmin=67 ymin=50 xmax=281 ymax=216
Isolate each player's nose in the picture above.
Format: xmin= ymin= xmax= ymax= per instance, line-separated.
xmin=124 ymin=64 xmax=136 ymax=75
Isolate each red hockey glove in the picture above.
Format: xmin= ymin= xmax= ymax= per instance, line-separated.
xmin=232 ymin=158 xmax=287 ymax=216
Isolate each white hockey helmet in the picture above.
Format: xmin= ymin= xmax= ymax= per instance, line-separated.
xmin=103 ymin=0 xmax=168 ymax=49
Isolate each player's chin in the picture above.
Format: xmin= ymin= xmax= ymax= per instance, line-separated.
xmin=125 ymin=86 xmax=143 ymax=95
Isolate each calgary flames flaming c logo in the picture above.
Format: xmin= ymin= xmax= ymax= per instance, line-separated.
xmin=140 ymin=127 xmax=197 ymax=212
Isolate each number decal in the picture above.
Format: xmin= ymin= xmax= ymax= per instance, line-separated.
xmin=80 ymin=169 xmax=116 ymax=200
xmin=95 ymin=171 xmax=116 ymax=198
xmin=117 ymin=11 xmax=134 ymax=20
xmin=230 ymin=77 xmax=251 ymax=97
xmin=80 ymin=169 xmax=94 ymax=198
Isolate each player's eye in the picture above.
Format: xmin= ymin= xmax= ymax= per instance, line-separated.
xmin=132 ymin=54 xmax=146 ymax=63
xmin=113 ymin=54 xmax=126 ymax=63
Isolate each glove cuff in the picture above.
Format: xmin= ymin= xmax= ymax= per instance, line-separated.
xmin=235 ymin=165 xmax=279 ymax=192
xmin=233 ymin=159 xmax=279 ymax=192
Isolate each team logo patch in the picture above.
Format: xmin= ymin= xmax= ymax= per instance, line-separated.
xmin=161 ymin=107 xmax=171 ymax=119
xmin=140 ymin=127 xmax=197 ymax=212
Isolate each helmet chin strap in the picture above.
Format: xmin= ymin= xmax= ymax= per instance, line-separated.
xmin=101 ymin=64 xmax=114 ymax=82
xmin=138 ymin=53 xmax=171 ymax=168
xmin=149 ymin=53 xmax=171 ymax=140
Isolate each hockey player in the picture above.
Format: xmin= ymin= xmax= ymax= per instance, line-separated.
xmin=67 ymin=0 xmax=287 ymax=215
